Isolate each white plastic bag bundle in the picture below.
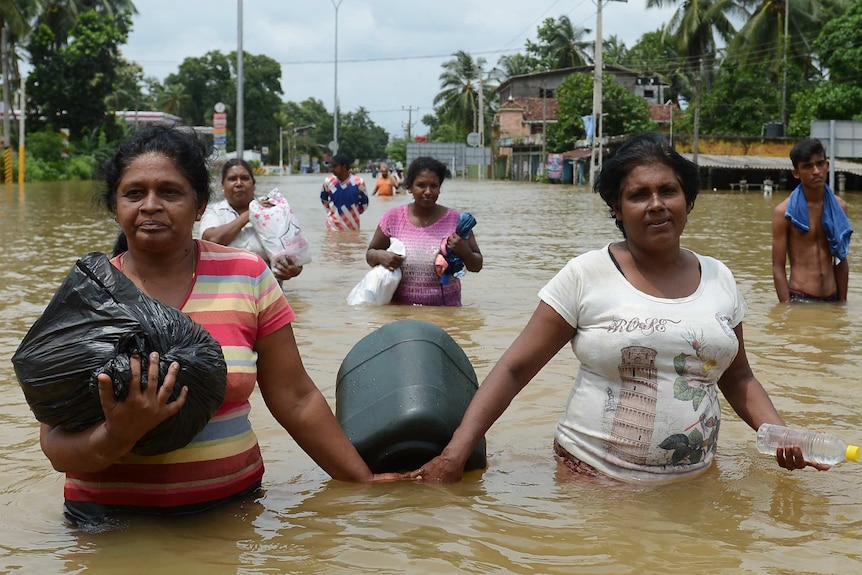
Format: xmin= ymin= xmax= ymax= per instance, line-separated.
xmin=347 ymin=238 xmax=406 ymax=306
xmin=249 ymin=188 xmax=312 ymax=266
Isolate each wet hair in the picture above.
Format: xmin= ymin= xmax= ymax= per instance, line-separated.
xmin=594 ymin=132 xmax=700 ymax=234
xmin=330 ymin=152 xmax=350 ymax=168
xmin=220 ymin=158 xmax=255 ymax=185
xmin=98 ymin=125 xmax=212 ymax=214
xmin=404 ymin=156 xmax=451 ymax=189
xmin=111 ymin=230 xmax=128 ymax=257
xmin=790 ymin=138 xmax=826 ymax=169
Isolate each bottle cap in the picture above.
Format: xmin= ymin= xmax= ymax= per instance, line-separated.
xmin=846 ymin=445 xmax=861 ymax=462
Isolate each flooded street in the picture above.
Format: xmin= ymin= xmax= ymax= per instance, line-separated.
xmin=1 ymin=173 xmax=860 ymax=574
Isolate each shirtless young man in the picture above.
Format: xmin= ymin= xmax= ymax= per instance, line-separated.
xmin=772 ymin=138 xmax=851 ymax=303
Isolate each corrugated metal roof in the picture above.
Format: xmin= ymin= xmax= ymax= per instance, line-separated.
xmin=682 ymin=153 xmax=862 ymax=176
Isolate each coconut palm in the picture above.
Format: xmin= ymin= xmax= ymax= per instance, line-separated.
xmin=434 ymin=50 xmax=496 ymax=137
xmin=602 ymin=35 xmax=629 ymax=66
xmin=726 ymin=0 xmax=842 ymax=80
xmin=493 ymin=53 xmax=538 ymax=82
xmin=36 ymin=0 xmax=137 ymax=49
xmin=646 ymin=0 xmax=743 ymax=73
xmin=155 ymin=83 xmax=190 ymax=117
xmin=525 ymin=15 xmax=593 ymax=70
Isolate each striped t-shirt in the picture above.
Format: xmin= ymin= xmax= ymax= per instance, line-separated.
xmin=320 ymin=173 xmax=368 ymax=231
xmin=63 ymin=240 xmax=294 ymax=514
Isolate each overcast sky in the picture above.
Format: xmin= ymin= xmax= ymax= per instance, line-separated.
xmin=121 ymin=0 xmax=677 ymax=138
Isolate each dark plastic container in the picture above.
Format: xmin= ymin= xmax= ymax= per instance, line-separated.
xmin=336 ymin=319 xmax=487 ymax=473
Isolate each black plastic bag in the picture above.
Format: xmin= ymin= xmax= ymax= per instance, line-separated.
xmin=12 ymin=252 xmax=227 ymax=456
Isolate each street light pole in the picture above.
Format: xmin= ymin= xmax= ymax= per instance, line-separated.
xmin=236 ymin=0 xmax=244 ymax=159
xmin=589 ymin=0 xmax=604 ymax=185
xmin=781 ymin=0 xmax=789 ymax=128
xmin=588 ymin=0 xmax=626 ymax=184
xmin=331 ymin=0 xmax=344 ymax=156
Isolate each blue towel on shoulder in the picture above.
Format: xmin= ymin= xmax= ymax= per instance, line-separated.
xmin=785 ymin=183 xmax=853 ymax=261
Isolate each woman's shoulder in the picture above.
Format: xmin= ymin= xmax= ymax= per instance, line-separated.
xmin=381 ymin=204 xmax=410 ymax=221
xmin=568 ymin=245 xmax=613 ymax=268
xmin=688 ymin=249 xmax=734 ymax=278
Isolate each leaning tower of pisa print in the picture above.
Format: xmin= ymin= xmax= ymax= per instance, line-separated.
xmin=607 ymin=346 xmax=659 ymax=465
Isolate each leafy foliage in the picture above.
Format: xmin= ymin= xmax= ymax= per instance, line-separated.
xmin=337 ymin=107 xmax=388 ymax=163
xmin=162 ymin=50 xmax=233 ymax=128
xmin=816 ymin=0 xmax=862 ymax=82
xmin=546 ymin=72 xmax=656 ymax=152
xmin=524 ymin=15 xmax=592 ymax=70
xmin=693 ymin=63 xmax=782 ymax=135
xmin=26 ymin=10 xmax=132 ymax=142
xmin=433 ymin=51 xmax=496 ymax=142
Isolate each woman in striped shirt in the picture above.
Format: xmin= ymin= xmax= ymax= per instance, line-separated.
xmin=39 ymin=126 xmax=407 ymax=526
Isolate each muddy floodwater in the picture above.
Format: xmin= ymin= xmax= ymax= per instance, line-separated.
xmin=1 ymin=174 xmax=860 ymax=574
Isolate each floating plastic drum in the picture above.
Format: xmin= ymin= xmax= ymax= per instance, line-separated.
xmin=336 ymin=319 xmax=487 ymax=473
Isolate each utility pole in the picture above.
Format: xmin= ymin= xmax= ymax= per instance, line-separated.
xmin=693 ymin=57 xmax=703 ymax=165
xmin=541 ymin=79 xmax=547 ymax=179
xmin=781 ymin=0 xmax=789 ymax=128
xmin=588 ymin=0 xmax=626 ymax=185
xmin=478 ymin=70 xmax=485 ymax=179
xmin=1 ymin=25 xmax=10 ymax=182
xmin=236 ymin=0 xmax=244 ymax=159
xmin=589 ymin=0 xmax=604 ymax=185
xmin=331 ymin=0 xmax=344 ymax=155
xmin=402 ymin=105 xmax=418 ymax=139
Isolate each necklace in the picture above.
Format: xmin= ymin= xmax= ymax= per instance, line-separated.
xmin=413 ymin=205 xmax=438 ymax=227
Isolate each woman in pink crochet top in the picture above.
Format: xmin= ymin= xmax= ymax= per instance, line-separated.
xmin=365 ymin=157 xmax=483 ymax=306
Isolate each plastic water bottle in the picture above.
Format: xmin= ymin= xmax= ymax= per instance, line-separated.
xmin=756 ymin=423 xmax=861 ymax=465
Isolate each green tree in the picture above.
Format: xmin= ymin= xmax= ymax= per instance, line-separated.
xmin=646 ymin=0 xmax=741 ymax=74
xmin=602 ymin=35 xmax=628 ymax=66
xmin=105 ymin=59 xmax=146 ymax=112
xmin=385 ymin=135 xmax=410 ymax=165
xmin=545 ymin=72 xmax=656 ymax=151
xmin=163 ymin=50 xmax=233 ymax=128
xmin=26 ymin=10 xmax=131 ymax=142
xmin=35 ymin=0 xmax=137 ymax=49
xmin=525 ymin=15 xmax=592 ymax=70
xmin=787 ymin=0 xmax=862 ymax=134
xmin=815 ymin=0 xmax=862 ymax=83
xmin=228 ymin=51 xmax=283 ymax=154
xmin=282 ymin=97 xmax=333 ymax=159
xmin=693 ymin=62 xmax=781 ymax=135
xmin=493 ymin=53 xmax=538 ymax=81
xmin=433 ymin=50 xmax=496 ymax=142
xmin=154 ymin=83 xmax=191 ymax=116
xmin=726 ymin=0 xmax=844 ymax=81
xmin=337 ymin=106 xmax=388 ymax=163
xmin=622 ymin=29 xmax=694 ymax=105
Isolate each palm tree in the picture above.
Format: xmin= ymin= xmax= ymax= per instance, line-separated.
xmin=525 ymin=15 xmax=593 ymax=70
xmin=646 ymin=0 xmax=743 ymax=74
xmin=434 ymin=51 xmax=491 ymax=137
xmin=36 ymin=0 xmax=137 ymax=49
xmin=602 ymin=35 xmax=628 ymax=66
xmin=726 ymin=0 xmax=839 ymax=80
xmin=155 ymin=83 xmax=190 ymax=117
xmin=493 ymin=53 xmax=537 ymax=82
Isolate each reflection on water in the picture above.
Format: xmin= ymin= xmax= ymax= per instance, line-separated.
xmin=2 ymin=176 xmax=862 ymax=574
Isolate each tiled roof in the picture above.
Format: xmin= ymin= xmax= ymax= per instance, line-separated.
xmin=498 ymin=97 xmax=559 ymax=122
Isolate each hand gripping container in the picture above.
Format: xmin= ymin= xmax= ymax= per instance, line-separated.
xmin=336 ymin=319 xmax=487 ymax=473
